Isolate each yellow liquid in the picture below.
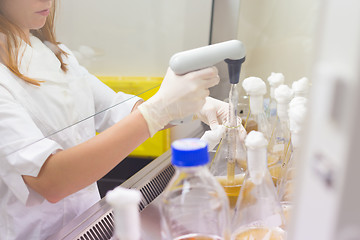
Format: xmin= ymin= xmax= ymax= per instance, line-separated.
xmin=175 ymin=234 xmax=223 ymax=240
xmin=232 ymin=227 xmax=286 ymax=240
xmin=267 ymin=152 xmax=282 ymax=167
xmin=216 ymin=174 xmax=245 ymax=209
xmin=268 ymin=163 xmax=282 ymax=186
xmin=244 ymin=119 xmax=258 ymax=134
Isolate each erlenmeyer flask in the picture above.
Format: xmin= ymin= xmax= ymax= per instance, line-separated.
xmin=210 ymin=83 xmax=247 ymax=210
xmin=267 ymin=85 xmax=293 ymax=185
xmin=231 ymin=131 xmax=286 ymax=240
xmin=210 ymin=124 xmax=247 ymax=210
xmin=242 ymin=77 xmax=271 ymax=140
xmin=277 ymin=98 xmax=307 ymax=226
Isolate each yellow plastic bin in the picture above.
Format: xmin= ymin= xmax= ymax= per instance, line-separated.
xmin=97 ymin=76 xmax=170 ymax=159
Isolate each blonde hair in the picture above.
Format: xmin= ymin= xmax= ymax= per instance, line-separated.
xmin=0 ymin=0 xmax=68 ymax=86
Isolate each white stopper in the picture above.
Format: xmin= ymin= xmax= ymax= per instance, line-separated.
xmin=245 ymin=131 xmax=268 ymax=179
xmin=289 ymin=96 xmax=308 ymax=109
xmin=288 ymin=104 xmax=307 ymax=133
xmin=267 ymin=72 xmax=285 ymax=99
xmin=274 ymin=85 xmax=294 ymax=104
xmin=274 ymin=85 xmax=294 ymax=120
xmin=242 ymin=77 xmax=266 ymax=114
xmin=106 ymin=187 xmax=142 ymax=240
xmin=267 ymin=72 xmax=285 ymax=87
xmin=242 ymin=77 xmax=267 ymax=96
xmin=292 ymin=77 xmax=310 ymax=97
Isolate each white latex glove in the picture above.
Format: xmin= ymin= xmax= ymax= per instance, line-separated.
xmin=200 ymin=125 xmax=225 ymax=151
xmin=138 ymin=67 xmax=220 ymax=136
xmin=195 ymin=97 xmax=247 ymax=139
xmin=194 ymin=97 xmax=228 ymax=129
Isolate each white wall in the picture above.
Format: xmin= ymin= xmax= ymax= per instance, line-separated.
xmin=55 ymin=0 xmax=213 ymax=77
xmin=55 ymin=0 xmax=213 ymax=141
xmin=237 ymin=0 xmax=322 ymax=88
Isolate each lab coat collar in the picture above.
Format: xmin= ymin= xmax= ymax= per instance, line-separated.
xmin=18 ymin=35 xmax=66 ymax=83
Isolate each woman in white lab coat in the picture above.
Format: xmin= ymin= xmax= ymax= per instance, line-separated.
xmin=0 ymin=0 xmax=233 ymax=239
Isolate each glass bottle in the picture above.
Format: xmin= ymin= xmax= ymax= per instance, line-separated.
xmin=242 ymin=77 xmax=271 ymax=140
xmin=267 ymin=85 xmax=293 ymax=185
xmin=106 ymin=187 xmax=142 ymax=240
xmin=160 ymin=138 xmax=231 ymax=240
xmin=210 ymin=83 xmax=247 ymax=210
xmin=231 ymin=131 xmax=286 ymax=240
xmin=266 ymin=72 xmax=285 ymax=127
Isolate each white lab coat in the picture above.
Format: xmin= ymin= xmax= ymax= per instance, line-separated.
xmin=0 ymin=36 xmax=141 ymax=240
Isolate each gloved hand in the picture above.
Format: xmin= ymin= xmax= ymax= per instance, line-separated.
xmin=138 ymin=67 xmax=220 ymax=136
xmin=194 ymin=97 xmax=228 ymax=129
xmin=194 ymin=97 xmax=247 ymax=139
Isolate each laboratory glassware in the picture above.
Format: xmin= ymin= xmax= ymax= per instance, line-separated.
xmin=210 ymin=83 xmax=247 ymax=210
xmin=160 ymin=138 xmax=231 ymax=240
xmin=277 ymin=99 xmax=307 ymax=226
xmin=267 ymin=85 xmax=294 ymax=184
xmin=266 ymin=72 xmax=285 ymax=127
xmin=242 ymin=77 xmax=272 ymax=141
xmin=231 ymin=131 xmax=286 ymax=240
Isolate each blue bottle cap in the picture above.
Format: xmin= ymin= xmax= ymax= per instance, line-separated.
xmin=171 ymin=138 xmax=209 ymax=167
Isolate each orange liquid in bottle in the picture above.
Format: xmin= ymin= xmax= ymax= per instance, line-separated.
xmin=232 ymin=227 xmax=286 ymax=240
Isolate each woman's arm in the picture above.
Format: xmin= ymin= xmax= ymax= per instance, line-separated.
xmin=23 ymin=109 xmax=150 ymax=203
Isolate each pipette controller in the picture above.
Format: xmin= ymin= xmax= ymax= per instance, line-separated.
xmin=169 ymin=40 xmax=246 ymax=124
xmin=170 ymin=40 xmax=246 ymax=84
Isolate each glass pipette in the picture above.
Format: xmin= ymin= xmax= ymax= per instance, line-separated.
xmin=227 ymin=83 xmax=239 ymax=185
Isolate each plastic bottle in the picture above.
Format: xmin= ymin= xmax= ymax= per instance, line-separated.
xmin=231 ymin=131 xmax=286 ymax=240
xmin=266 ymin=72 xmax=285 ymax=126
xmin=267 ymin=85 xmax=294 ymax=185
xmin=160 ymin=138 xmax=231 ymax=240
xmin=106 ymin=187 xmax=142 ymax=240
xmin=242 ymin=77 xmax=271 ymax=140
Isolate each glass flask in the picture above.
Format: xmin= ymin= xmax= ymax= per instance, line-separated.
xmin=231 ymin=131 xmax=286 ymax=240
xmin=266 ymin=72 xmax=285 ymax=127
xmin=267 ymin=85 xmax=293 ymax=184
xmin=277 ymin=100 xmax=307 ymax=226
xmin=160 ymin=138 xmax=231 ymax=240
xmin=242 ymin=77 xmax=272 ymax=141
xmin=210 ymin=124 xmax=247 ymax=210
xmin=210 ymin=83 xmax=247 ymax=210
xmin=106 ymin=187 xmax=142 ymax=240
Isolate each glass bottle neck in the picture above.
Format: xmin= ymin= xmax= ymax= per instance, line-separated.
xmin=247 ymin=147 xmax=267 ymax=175
xmin=176 ymin=165 xmax=208 ymax=173
xmin=249 ymin=95 xmax=264 ymax=114
xmin=277 ymin=102 xmax=289 ymax=121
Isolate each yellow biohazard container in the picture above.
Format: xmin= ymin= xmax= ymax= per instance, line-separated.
xmin=97 ymin=76 xmax=170 ymax=158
